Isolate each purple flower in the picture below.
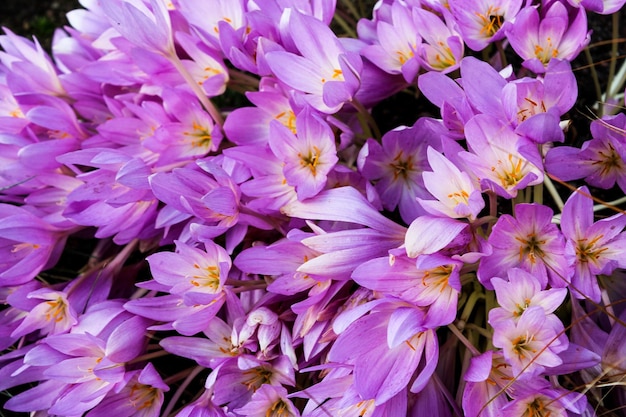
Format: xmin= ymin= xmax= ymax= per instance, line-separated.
xmin=10 ymin=288 xmax=78 ymax=338
xmin=477 ymin=203 xmax=570 ymax=289
xmin=86 ymin=363 xmax=168 ymax=417
xmin=360 ymin=1 xmax=421 ymax=82
xmin=100 ymin=0 xmax=175 ymax=57
xmin=269 ymin=108 xmax=338 ymax=200
xmin=507 ymin=2 xmax=590 ymax=73
xmin=329 ymin=299 xmax=438 ymax=402
xmin=462 ymin=350 xmax=513 ymax=417
xmin=545 ymin=113 xmax=626 ymax=192
xmin=560 ymin=186 xmax=626 ymax=302
xmin=566 ymin=0 xmax=626 ymax=14
xmin=234 ymin=384 xmax=300 ymax=417
xmin=358 ymin=118 xmax=445 ymax=224
xmin=265 ymin=10 xmax=362 ymax=113
xmin=449 ymin=0 xmax=523 ymax=51
xmin=0 ymin=204 xmax=66 ymax=287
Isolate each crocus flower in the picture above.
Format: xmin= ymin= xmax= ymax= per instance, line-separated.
xmin=86 ymin=362 xmax=169 ymax=417
xmin=507 ymin=2 xmax=590 ymax=73
xmin=360 ymin=1 xmax=421 ymax=82
xmin=265 ymin=9 xmax=362 ymax=113
xmin=560 ymin=186 xmax=626 ymax=302
xmin=418 ymin=147 xmax=484 ymax=220
xmin=566 ymin=0 xmax=626 ymax=14
xmin=234 ymin=384 xmax=300 ymax=417
xmin=412 ymin=7 xmax=464 ymax=73
xmin=100 ymin=0 xmax=175 ymax=57
xmin=0 ymin=28 xmax=66 ymax=96
xmin=461 ymin=114 xmax=544 ymax=198
xmin=329 ymin=299 xmax=438 ymax=403
xmin=491 ymin=306 xmax=568 ymax=377
xmin=477 ymin=203 xmax=570 ymax=289
xmin=358 ymin=118 xmax=445 ymax=224
xmin=545 ymin=113 xmax=626 ymax=193
xmin=462 ymin=350 xmax=513 ymax=417
xmin=0 ymin=204 xmax=66 ymax=287
xmin=268 ymin=108 xmax=338 ymax=200
xmin=10 ymin=288 xmax=78 ymax=338
xmin=488 ymin=268 xmax=567 ymax=325
xmin=448 ymin=0 xmax=523 ymax=51
xmin=147 ymin=239 xmax=231 ymax=304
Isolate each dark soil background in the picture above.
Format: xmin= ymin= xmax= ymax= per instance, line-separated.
xmin=0 ymin=0 xmax=80 ymax=50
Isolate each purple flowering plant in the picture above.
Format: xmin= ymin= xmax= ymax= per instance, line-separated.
xmin=1 ymin=0 xmax=626 ymax=416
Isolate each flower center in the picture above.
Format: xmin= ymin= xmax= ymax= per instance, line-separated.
xmin=515 ymin=233 xmax=547 ymax=264
xmin=477 ymin=7 xmax=504 ymax=37
xmin=242 ymin=367 xmax=274 ymax=392
xmin=389 ymin=151 xmax=415 ymax=180
xmin=189 ymin=263 xmax=221 ymax=290
xmin=576 ymin=234 xmax=608 ymax=265
xmin=299 ymin=146 xmax=322 ymax=176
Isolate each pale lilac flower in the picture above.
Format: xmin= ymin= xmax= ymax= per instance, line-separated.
xmin=11 ymin=288 xmax=78 ymax=338
xmin=268 ymin=108 xmax=338 ymax=200
xmin=234 ymin=384 xmax=300 ymax=417
xmin=224 ymin=82 xmax=301 ymax=146
xmin=501 ymin=381 xmax=588 ymax=416
xmin=491 ymin=306 xmax=568 ymax=377
xmin=329 ymin=299 xmax=438 ymax=403
xmin=412 ymin=7 xmax=464 ymax=73
xmin=0 ymin=204 xmax=66 ymax=287
xmin=144 ymin=88 xmax=223 ymax=166
xmin=211 ymin=355 xmax=296 ymax=411
xmin=489 ymin=268 xmax=567 ymax=325
xmin=147 ymin=240 xmax=231 ymax=304
xmin=560 ymin=186 xmax=626 ymax=302
xmin=477 ymin=203 xmax=570 ymax=289
xmin=353 ymin=253 xmax=463 ymax=327
xmin=360 ymin=1 xmax=421 ymax=82
xmin=461 ymin=114 xmax=544 ymax=198
xmin=449 ymin=0 xmax=523 ymax=51
xmin=282 ymin=187 xmax=407 ymax=278
xmin=418 ymin=147 xmax=484 ymax=220
xmin=507 ymin=2 xmax=590 ymax=73
xmin=265 ymin=10 xmax=362 ymax=113
xmin=0 ymin=28 xmax=66 ymax=96
xmin=100 ymin=0 xmax=175 ymax=57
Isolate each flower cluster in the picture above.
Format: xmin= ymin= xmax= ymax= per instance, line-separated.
xmin=1 ymin=0 xmax=626 ymax=416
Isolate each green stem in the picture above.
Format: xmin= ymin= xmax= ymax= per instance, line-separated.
xmin=448 ymin=323 xmax=481 ymax=356
xmin=543 ymin=174 xmax=564 ymax=211
xmin=606 ymin=11 xmax=620 ymax=108
xmin=584 ymin=47 xmax=603 ymax=116
xmin=333 ymin=12 xmax=357 ymax=38
xmin=593 ymin=195 xmax=626 ymax=212
xmin=351 ymin=98 xmax=381 ymax=140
